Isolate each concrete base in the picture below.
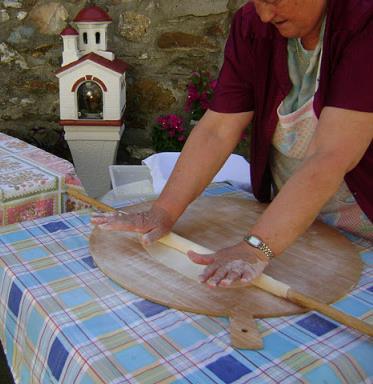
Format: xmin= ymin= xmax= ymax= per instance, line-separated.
xmin=64 ymin=125 xmax=124 ymax=198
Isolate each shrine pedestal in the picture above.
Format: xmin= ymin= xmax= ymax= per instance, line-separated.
xmin=64 ymin=125 xmax=124 ymax=198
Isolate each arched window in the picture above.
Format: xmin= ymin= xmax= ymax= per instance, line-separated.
xmin=77 ymin=81 xmax=103 ymax=119
xmin=95 ymin=32 xmax=100 ymax=44
xmin=83 ymin=32 xmax=88 ymax=44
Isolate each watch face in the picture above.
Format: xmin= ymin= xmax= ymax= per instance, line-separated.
xmin=249 ymin=236 xmax=261 ymax=247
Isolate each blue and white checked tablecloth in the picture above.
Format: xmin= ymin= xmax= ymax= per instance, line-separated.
xmin=0 ymin=184 xmax=372 ymax=383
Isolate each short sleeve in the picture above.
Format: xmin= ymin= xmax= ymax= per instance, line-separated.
xmin=209 ymin=7 xmax=255 ymax=113
xmin=325 ymin=20 xmax=373 ymax=112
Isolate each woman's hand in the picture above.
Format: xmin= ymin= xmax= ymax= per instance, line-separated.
xmin=187 ymin=241 xmax=269 ymax=287
xmin=90 ymin=204 xmax=175 ymax=245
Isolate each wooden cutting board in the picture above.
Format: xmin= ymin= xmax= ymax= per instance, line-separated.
xmin=89 ymin=196 xmax=362 ymax=349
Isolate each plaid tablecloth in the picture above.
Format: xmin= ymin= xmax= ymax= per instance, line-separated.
xmin=0 ymin=184 xmax=372 ymax=383
xmin=0 ymin=133 xmax=86 ymax=225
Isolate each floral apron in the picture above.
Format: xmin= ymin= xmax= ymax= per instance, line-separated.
xmin=270 ymin=50 xmax=373 ymax=241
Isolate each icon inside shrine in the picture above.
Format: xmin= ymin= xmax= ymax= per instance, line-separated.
xmin=77 ymin=81 xmax=103 ymax=119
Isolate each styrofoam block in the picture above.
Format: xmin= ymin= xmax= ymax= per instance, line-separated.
xmin=109 ymin=165 xmax=154 ymax=196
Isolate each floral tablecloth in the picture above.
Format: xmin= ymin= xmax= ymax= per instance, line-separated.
xmin=0 ymin=183 xmax=372 ymax=383
xmin=0 ymin=133 xmax=86 ymax=225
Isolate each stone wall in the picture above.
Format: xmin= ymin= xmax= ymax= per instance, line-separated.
xmin=0 ymin=0 xmax=248 ymax=163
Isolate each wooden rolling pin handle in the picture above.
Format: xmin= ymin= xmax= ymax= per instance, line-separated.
xmin=287 ymin=289 xmax=373 ymax=337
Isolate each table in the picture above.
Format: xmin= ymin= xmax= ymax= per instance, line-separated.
xmin=0 ymin=133 xmax=87 ymax=226
xmin=0 ymin=184 xmax=372 ymax=383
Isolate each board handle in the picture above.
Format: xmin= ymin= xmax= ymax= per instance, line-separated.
xmin=230 ymin=309 xmax=263 ymax=349
xmin=68 ymin=187 xmax=373 ymax=338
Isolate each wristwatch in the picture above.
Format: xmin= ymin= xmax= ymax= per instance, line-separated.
xmin=244 ymin=235 xmax=275 ymax=260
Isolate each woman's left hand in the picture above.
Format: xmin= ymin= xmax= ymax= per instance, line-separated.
xmin=187 ymin=241 xmax=269 ymax=288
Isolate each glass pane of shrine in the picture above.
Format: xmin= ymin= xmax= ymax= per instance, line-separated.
xmin=77 ymin=81 xmax=103 ymax=119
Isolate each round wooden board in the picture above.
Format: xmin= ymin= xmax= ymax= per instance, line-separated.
xmin=90 ymin=196 xmax=362 ymax=319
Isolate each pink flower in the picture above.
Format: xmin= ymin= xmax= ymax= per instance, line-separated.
xmin=210 ymin=79 xmax=218 ymax=89
xmin=154 ymin=113 xmax=186 ymax=149
xmin=169 ymin=114 xmax=181 ymax=127
xmin=184 ymin=70 xmax=217 ymax=117
xmin=187 ymin=85 xmax=199 ymax=100
xmin=156 ymin=116 xmax=168 ymax=129
xmin=185 ymin=86 xmax=200 ymax=112
xmin=177 ymin=135 xmax=186 ymax=142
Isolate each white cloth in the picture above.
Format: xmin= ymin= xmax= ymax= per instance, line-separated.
xmin=142 ymin=152 xmax=251 ymax=194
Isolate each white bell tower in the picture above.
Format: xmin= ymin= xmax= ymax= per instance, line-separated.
xmin=74 ymin=5 xmax=114 ymax=61
xmin=60 ymin=26 xmax=80 ymax=66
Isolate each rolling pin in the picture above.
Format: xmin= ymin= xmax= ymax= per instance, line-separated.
xmin=67 ymin=187 xmax=373 ymax=337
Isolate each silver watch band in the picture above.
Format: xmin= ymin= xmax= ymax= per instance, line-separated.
xmin=257 ymin=242 xmax=274 ymax=260
xmin=244 ymin=235 xmax=275 ymax=260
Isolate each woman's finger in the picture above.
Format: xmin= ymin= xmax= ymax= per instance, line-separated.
xmin=141 ymin=225 xmax=168 ymax=245
xmin=187 ymin=251 xmax=215 ymax=265
xmin=219 ymin=270 xmax=242 ymax=287
xmin=91 ymin=216 xmax=109 ymax=225
xmin=198 ymin=263 xmax=219 ymax=283
xmin=206 ymin=266 xmax=229 ymax=287
xmin=90 ymin=211 xmax=114 ymax=224
xmin=95 ymin=213 xmax=145 ymax=232
xmin=241 ymin=269 xmax=256 ymax=284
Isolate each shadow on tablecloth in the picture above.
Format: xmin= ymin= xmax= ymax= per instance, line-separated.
xmin=0 ymin=342 xmax=14 ymax=384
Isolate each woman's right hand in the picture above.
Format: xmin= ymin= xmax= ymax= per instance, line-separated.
xmin=91 ymin=204 xmax=175 ymax=245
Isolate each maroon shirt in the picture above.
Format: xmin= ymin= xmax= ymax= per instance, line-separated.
xmin=210 ymin=0 xmax=373 ymax=221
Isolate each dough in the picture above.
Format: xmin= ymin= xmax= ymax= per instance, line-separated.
xmin=144 ymin=232 xmax=290 ymax=295
xmin=143 ymin=232 xmax=211 ymax=281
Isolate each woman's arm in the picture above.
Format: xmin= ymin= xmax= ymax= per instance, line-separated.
xmin=154 ymin=109 xmax=254 ymax=223
xmin=250 ymin=106 xmax=372 ymax=255
xmin=91 ymin=109 xmax=254 ymax=243
xmin=188 ymin=106 xmax=373 ymax=286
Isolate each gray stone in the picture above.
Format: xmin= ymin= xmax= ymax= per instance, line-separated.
xmin=3 ymin=0 xmax=22 ymax=9
xmin=20 ymin=26 xmax=34 ymax=37
xmin=29 ymin=2 xmax=68 ymax=35
xmin=138 ymin=52 xmax=148 ymax=60
xmin=0 ymin=9 xmax=9 ymax=21
xmin=20 ymin=98 xmax=34 ymax=106
xmin=158 ymin=32 xmax=218 ymax=51
xmin=7 ymin=30 xmax=22 ymax=44
xmin=118 ymin=11 xmax=151 ymax=42
xmin=16 ymin=10 xmax=27 ymax=20
xmin=158 ymin=0 xmax=228 ymax=18
xmin=126 ymin=145 xmax=155 ymax=160
xmin=0 ymin=101 xmax=24 ymax=120
xmin=7 ymin=26 xmax=34 ymax=43
xmin=27 ymin=55 xmax=47 ymax=67
xmin=0 ymin=42 xmax=28 ymax=69
xmin=228 ymin=0 xmax=249 ymax=11
xmin=0 ymin=9 xmax=10 ymax=22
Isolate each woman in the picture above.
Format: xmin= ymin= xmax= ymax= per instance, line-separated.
xmin=92 ymin=0 xmax=373 ymax=287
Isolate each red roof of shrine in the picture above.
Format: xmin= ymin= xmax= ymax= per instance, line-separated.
xmin=73 ymin=6 xmax=112 ymax=23
xmin=60 ymin=26 xmax=79 ymax=36
xmin=56 ymin=52 xmax=129 ymax=75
